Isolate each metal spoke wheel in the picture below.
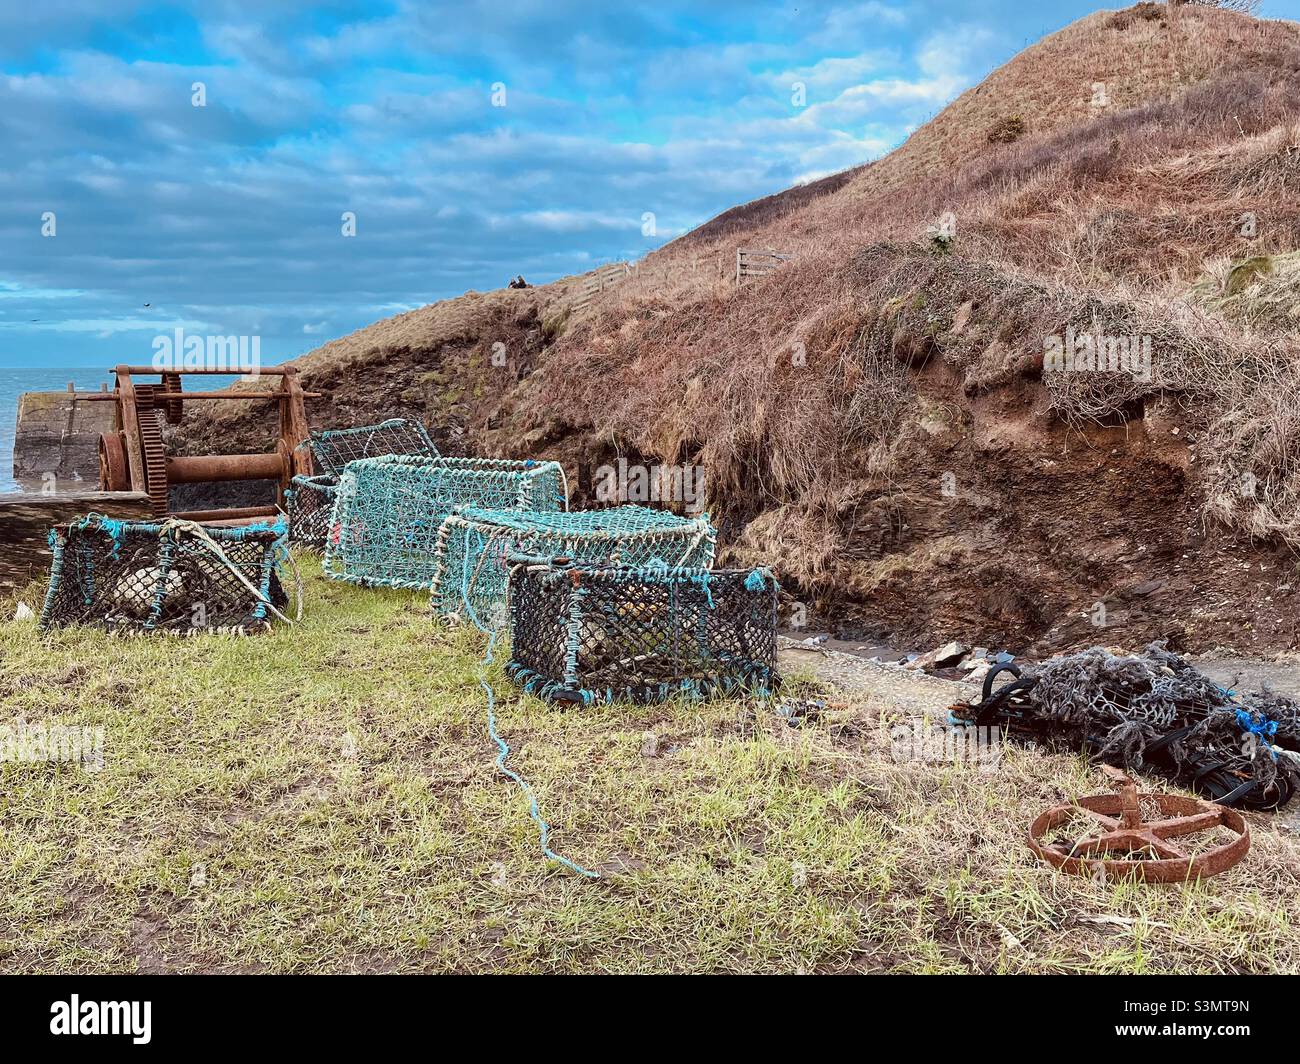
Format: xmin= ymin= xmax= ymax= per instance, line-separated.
xmin=1027 ymin=766 xmax=1249 ymax=883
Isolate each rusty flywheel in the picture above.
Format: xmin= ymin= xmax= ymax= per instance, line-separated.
xmin=97 ymin=431 xmax=130 ymax=492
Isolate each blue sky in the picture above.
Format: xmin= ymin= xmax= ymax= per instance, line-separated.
xmin=2 ymin=0 xmax=1297 ymax=369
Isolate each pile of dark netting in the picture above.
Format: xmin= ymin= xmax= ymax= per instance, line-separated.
xmin=507 ymin=563 xmax=779 ymax=704
xmin=956 ymin=642 xmax=1300 ymax=809
xmin=40 ymin=514 xmax=289 ymax=635
xmin=306 ymin=417 xmax=439 ymax=476
xmin=285 ymin=474 xmax=337 ymax=549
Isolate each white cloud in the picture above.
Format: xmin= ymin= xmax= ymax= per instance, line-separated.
xmin=0 ymin=1 xmax=1018 ymax=366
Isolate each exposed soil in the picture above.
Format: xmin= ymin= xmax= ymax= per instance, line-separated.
xmin=810 ymin=367 xmax=1300 ymax=657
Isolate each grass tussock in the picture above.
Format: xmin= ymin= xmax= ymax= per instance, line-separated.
xmin=2 ymin=560 xmax=1300 ymax=972
xmin=986 ymin=115 xmax=1027 ymax=145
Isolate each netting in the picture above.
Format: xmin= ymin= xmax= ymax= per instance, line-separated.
xmin=957 ymin=642 xmax=1300 ymax=809
xmin=431 ymin=505 xmax=717 ymax=622
xmin=323 ymin=455 xmax=568 ymax=589
xmin=305 ymin=417 xmax=439 ymax=477
xmin=288 ymin=420 xmax=441 ymax=549
xmin=285 ymin=474 xmax=338 ymax=549
xmin=507 ymin=564 xmax=778 ymax=704
xmin=40 ymin=514 xmax=290 ymax=635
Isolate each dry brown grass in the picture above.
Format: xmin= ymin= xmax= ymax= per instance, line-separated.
xmin=527 ymin=5 xmax=1300 ymax=567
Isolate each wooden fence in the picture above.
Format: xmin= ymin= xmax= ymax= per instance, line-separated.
xmin=735 ymin=248 xmax=792 ymax=285
xmin=572 ymin=262 xmax=631 ymax=310
xmin=567 ymin=247 xmax=792 ymax=310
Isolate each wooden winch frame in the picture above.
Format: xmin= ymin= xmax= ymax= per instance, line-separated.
xmin=87 ymin=365 xmax=317 ymax=522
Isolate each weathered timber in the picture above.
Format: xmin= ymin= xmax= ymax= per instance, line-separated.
xmin=0 ymin=491 xmax=151 ymax=589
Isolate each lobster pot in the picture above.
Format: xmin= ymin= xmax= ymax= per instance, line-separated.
xmin=507 ymin=565 xmax=778 ymax=704
xmin=431 ymin=505 xmax=716 ymax=624
xmin=323 ymin=455 xmax=567 ymax=589
xmin=307 ymin=418 xmax=439 ymax=476
xmin=40 ymin=515 xmax=289 ymax=635
xmin=286 ymin=474 xmax=338 ymax=549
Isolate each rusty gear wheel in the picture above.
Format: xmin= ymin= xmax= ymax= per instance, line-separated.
xmin=1028 ymin=767 xmax=1249 ymax=883
xmin=159 ymin=371 xmax=184 ymax=425
xmin=134 ymin=384 xmax=169 ymax=516
xmin=97 ymin=431 xmax=130 ymax=492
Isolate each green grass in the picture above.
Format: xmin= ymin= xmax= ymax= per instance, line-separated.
xmin=1 ymin=556 xmax=1299 ymax=973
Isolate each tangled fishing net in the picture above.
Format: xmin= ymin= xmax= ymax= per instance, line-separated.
xmin=431 ymin=504 xmax=717 ymax=622
xmin=957 ymin=642 xmax=1300 ymax=809
xmin=323 ymin=454 xmax=568 ymax=589
xmin=507 ymin=563 xmax=778 ymax=704
xmin=41 ymin=514 xmax=292 ymax=635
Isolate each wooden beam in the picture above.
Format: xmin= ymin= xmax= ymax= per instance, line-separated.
xmin=77 ymin=390 xmax=324 ymax=402
xmin=0 ymin=491 xmax=152 ymax=590
xmin=113 ymin=366 xmax=295 ymax=376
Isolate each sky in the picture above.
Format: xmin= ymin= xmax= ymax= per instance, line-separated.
xmin=2 ymin=0 xmax=1298 ymax=369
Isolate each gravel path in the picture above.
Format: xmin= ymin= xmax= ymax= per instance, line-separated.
xmin=1191 ymin=654 xmax=1300 ymax=701
xmin=778 ymin=637 xmax=978 ymax=717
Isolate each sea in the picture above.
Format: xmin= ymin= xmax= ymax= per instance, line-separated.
xmin=0 ymin=368 xmax=243 ymax=493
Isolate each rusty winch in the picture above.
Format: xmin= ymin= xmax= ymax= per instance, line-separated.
xmin=86 ymin=365 xmax=317 ymax=521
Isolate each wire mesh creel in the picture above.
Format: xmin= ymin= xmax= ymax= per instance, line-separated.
xmin=322 ymin=454 xmax=568 ymax=589
xmin=305 ymin=417 xmax=439 ymax=476
xmin=431 ymin=504 xmax=717 ymax=623
xmin=507 ymin=563 xmax=779 ymax=704
xmin=40 ymin=513 xmax=290 ymax=635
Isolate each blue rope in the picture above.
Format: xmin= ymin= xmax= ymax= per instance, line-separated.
xmin=460 ymin=526 xmax=599 ymax=879
xmin=1236 ymin=708 xmax=1278 ymax=759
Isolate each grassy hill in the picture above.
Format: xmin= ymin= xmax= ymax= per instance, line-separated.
xmin=182 ymin=4 xmax=1300 ymax=657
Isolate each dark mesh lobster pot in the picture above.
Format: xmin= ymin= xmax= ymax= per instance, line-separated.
xmin=40 ymin=515 xmax=289 ymax=634
xmin=507 ymin=564 xmax=779 ymax=704
xmin=306 ymin=417 xmax=440 ymax=476
xmin=286 ymin=474 xmax=338 ymax=549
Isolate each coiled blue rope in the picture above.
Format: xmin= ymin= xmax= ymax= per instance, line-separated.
xmin=460 ymin=526 xmax=599 ymax=879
